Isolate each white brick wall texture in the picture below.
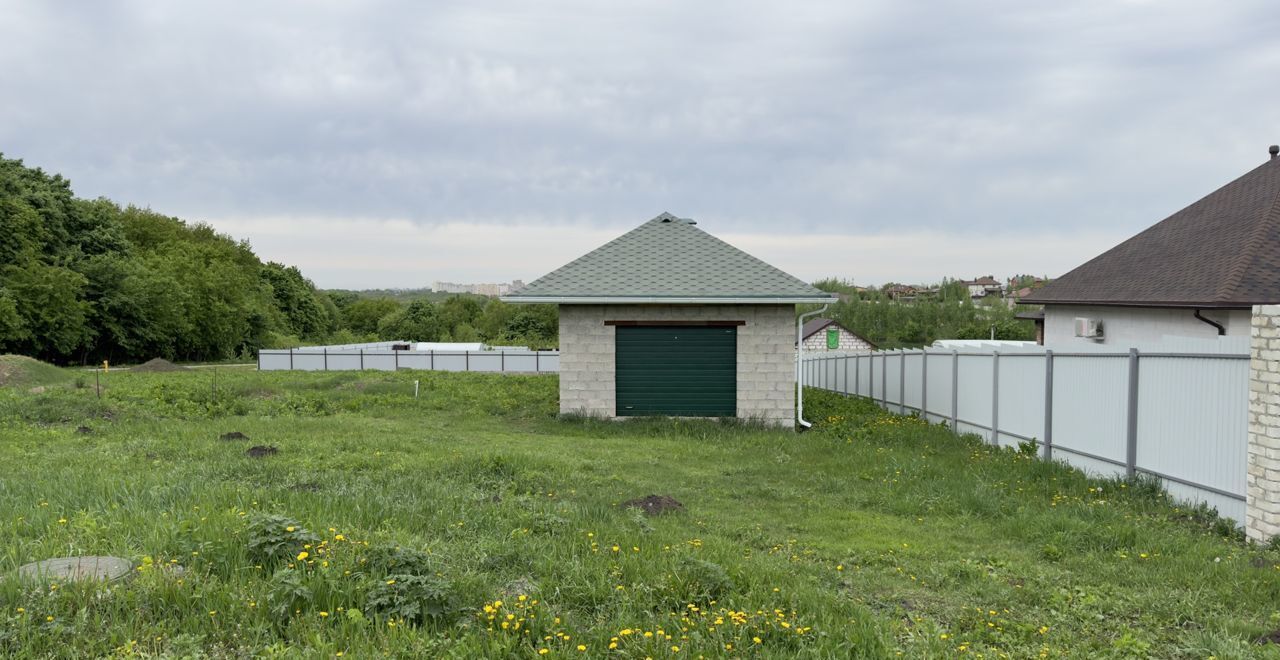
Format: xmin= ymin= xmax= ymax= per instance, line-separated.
xmin=802 ymin=326 xmax=874 ymax=352
xmin=558 ymin=304 xmax=796 ymax=426
xmin=1247 ymin=304 xmax=1280 ymax=542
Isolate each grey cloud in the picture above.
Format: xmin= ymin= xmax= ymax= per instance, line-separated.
xmin=1 ymin=0 xmax=1279 ymax=243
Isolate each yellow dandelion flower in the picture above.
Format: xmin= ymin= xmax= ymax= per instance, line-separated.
xmin=296 ymin=551 xmax=309 ymax=561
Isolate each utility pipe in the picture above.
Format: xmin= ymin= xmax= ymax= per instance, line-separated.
xmin=796 ymin=304 xmax=830 ymax=430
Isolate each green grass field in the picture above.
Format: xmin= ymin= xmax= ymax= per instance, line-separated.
xmin=2 ymin=367 xmax=1279 ymax=658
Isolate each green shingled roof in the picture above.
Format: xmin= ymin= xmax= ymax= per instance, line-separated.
xmin=503 ymin=213 xmax=836 ymax=304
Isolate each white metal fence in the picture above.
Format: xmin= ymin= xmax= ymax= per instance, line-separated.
xmin=258 ymin=349 xmax=559 ymax=373
xmin=802 ymin=344 xmax=1250 ymax=522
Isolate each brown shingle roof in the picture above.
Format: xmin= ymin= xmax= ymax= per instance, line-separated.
xmin=1024 ymin=155 xmax=1280 ymax=308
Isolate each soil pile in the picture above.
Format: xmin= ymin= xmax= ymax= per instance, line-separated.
xmin=0 ymin=355 xmax=71 ymax=388
xmin=621 ymin=494 xmax=684 ymax=516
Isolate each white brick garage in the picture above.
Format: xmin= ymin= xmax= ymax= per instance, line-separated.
xmin=504 ymin=213 xmax=835 ymax=427
xmin=558 ymin=304 xmax=796 ymax=424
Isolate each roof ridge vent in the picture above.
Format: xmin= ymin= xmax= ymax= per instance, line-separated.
xmin=656 ymin=212 xmax=695 ymax=225
xmin=1270 ymin=145 xmax=1279 ymax=160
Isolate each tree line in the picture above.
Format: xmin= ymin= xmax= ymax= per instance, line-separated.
xmin=810 ymin=278 xmax=1036 ymax=348
xmin=0 ymin=154 xmax=557 ymax=365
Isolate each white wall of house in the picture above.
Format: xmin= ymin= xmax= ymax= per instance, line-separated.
xmin=1043 ymin=304 xmax=1251 ymax=347
xmin=802 ymin=326 xmax=874 ymax=352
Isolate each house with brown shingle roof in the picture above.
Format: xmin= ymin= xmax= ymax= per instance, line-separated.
xmin=1024 ymin=145 xmax=1280 ymax=346
xmin=961 ymin=275 xmax=1004 ymax=299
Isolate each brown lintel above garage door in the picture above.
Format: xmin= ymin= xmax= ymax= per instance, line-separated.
xmin=603 ymin=320 xmax=746 ymax=327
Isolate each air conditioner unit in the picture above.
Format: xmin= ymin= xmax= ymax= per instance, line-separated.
xmin=1074 ymin=317 xmax=1103 ymax=338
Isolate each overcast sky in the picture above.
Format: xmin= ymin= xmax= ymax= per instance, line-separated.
xmin=2 ymin=1 xmax=1278 ymax=289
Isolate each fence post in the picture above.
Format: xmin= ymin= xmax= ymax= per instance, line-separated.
xmin=535 ymin=350 xmax=540 ymax=372
xmin=868 ymin=353 xmax=873 ymax=400
xmin=466 ymin=351 xmax=470 ymax=372
xmin=951 ymin=350 xmax=959 ymax=429
xmin=898 ymin=350 xmax=906 ymax=414
xmin=429 ymin=350 xmax=434 ymax=370
xmin=257 ymin=350 xmax=261 ymax=371
xmin=289 ymin=348 xmax=294 ymax=370
xmin=1043 ymin=349 xmax=1054 ymax=461
xmin=501 ymin=350 xmax=505 ymax=372
xmin=394 ymin=348 xmax=399 ymax=370
xmin=1126 ymin=347 xmax=1139 ymax=478
xmin=881 ymin=351 xmax=888 ymax=410
xmin=360 ymin=349 xmax=365 ymax=371
xmin=844 ymin=355 xmax=850 ymax=395
xmin=324 ymin=348 xmax=328 ymax=372
xmin=991 ymin=350 xmax=1000 ymax=445
xmin=921 ymin=350 xmax=928 ymax=420
xmin=855 ymin=354 xmax=860 ymax=396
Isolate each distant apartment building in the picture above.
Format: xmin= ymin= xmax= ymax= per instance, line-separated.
xmin=432 ymin=280 xmax=526 ymax=296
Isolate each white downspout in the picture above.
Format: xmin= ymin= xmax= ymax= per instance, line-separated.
xmin=796 ymin=304 xmax=830 ymax=429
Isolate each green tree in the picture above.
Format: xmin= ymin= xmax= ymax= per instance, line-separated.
xmin=377 ymin=300 xmax=444 ymax=341
xmin=343 ymin=298 xmax=402 ymax=336
xmin=1 ymin=260 xmax=92 ymax=358
xmin=261 ymin=262 xmax=336 ymax=341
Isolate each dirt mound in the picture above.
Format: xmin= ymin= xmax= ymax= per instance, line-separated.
xmin=1257 ymin=629 xmax=1280 ymax=645
xmin=246 ymin=446 xmax=278 ymax=458
xmin=0 ymin=355 xmax=71 ymax=388
xmin=75 ymin=426 xmax=93 ymax=435
xmin=621 ymin=494 xmax=684 ymax=516
xmin=219 ymin=431 xmax=249 ymax=441
xmin=132 ymin=358 xmax=190 ymax=373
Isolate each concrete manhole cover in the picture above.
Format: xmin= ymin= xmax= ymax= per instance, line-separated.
xmin=18 ymin=556 xmax=133 ymax=582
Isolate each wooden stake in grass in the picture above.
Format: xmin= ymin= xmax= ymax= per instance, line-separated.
xmin=95 ymin=368 xmax=101 ymax=399
xmin=414 ymin=380 xmax=420 ymax=398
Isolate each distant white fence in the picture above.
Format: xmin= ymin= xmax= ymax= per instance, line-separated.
xmin=258 ymin=349 xmax=559 ymax=373
xmin=803 ymin=344 xmax=1250 ymax=522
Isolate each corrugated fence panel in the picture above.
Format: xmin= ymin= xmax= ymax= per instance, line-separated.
xmin=1051 ymin=355 xmax=1129 ymax=477
xmin=259 ymin=352 xmax=292 ymax=371
xmin=258 ymin=350 xmax=558 ymax=373
xmin=831 ymin=355 xmax=848 ymax=394
xmin=364 ymin=353 xmax=397 ymax=371
xmin=995 ymin=355 xmax=1046 ymax=449
xmin=923 ymin=352 xmax=954 ymax=425
xmin=902 ymin=353 xmax=923 ymax=412
xmin=955 ymin=355 xmax=993 ymax=438
xmin=326 ymin=354 xmax=363 ymax=371
xmin=885 ymin=352 xmax=903 ymax=408
xmin=1136 ymin=355 xmax=1248 ymax=520
xmin=801 ymin=345 xmax=1249 ymax=522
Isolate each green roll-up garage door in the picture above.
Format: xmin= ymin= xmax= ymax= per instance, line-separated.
xmin=615 ymin=326 xmax=737 ymax=417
